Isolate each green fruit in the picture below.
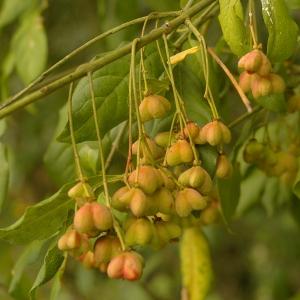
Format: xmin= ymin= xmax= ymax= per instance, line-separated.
xmin=125 ymin=218 xmax=153 ymax=246
xmin=129 ymin=188 xmax=149 ymax=217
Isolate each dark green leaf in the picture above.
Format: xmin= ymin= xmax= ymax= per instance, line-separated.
xmin=30 ymin=244 xmax=65 ymax=300
xmin=261 ymin=0 xmax=299 ymax=62
xmin=0 ymin=184 xmax=74 ymax=244
xmin=58 ymin=45 xmax=164 ymax=143
xmin=255 ymin=93 xmax=287 ymax=112
xmin=12 ymin=11 xmax=48 ymax=84
xmin=9 ymin=240 xmax=45 ymax=297
xmin=218 ymin=162 xmax=241 ymax=221
xmin=218 ymin=0 xmax=250 ymax=56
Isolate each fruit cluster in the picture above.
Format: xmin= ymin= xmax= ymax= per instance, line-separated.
xmin=243 ymin=138 xmax=299 ymax=185
xmin=238 ymin=49 xmax=286 ymax=99
xmin=58 ymin=93 xmax=232 ymax=281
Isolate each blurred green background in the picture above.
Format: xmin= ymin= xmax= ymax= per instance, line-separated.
xmin=0 ymin=0 xmax=300 ymax=299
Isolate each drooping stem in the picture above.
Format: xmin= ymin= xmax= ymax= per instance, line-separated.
xmin=0 ymin=0 xmax=216 ymax=119
xmin=87 ymin=72 xmax=126 ymax=251
xmin=67 ymin=82 xmax=85 ymax=183
xmin=207 ymin=47 xmax=253 ymax=113
xmin=228 ymin=106 xmax=262 ymax=129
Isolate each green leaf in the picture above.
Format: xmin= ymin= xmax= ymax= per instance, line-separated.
xmin=0 ymin=143 xmax=9 ymax=213
xmin=9 ymin=240 xmax=45 ymax=297
xmin=290 ymin=195 xmax=300 ymax=227
xmin=218 ymin=0 xmax=250 ymax=56
xmin=261 ymin=0 xmax=299 ymax=62
xmin=0 ymin=184 xmax=74 ymax=244
xmin=217 ymin=162 xmax=241 ymax=221
xmin=255 ymin=93 xmax=287 ymax=112
xmin=58 ymin=45 xmax=164 ymax=143
xmin=0 ymin=0 xmax=33 ymax=28
xmin=49 ymin=255 xmax=67 ymax=300
xmin=30 ymin=243 xmax=65 ymax=300
xmin=12 ymin=11 xmax=48 ymax=84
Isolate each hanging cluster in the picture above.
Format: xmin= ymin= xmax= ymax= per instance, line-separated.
xmin=243 ymin=138 xmax=299 ymax=185
xmin=238 ymin=49 xmax=286 ymax=99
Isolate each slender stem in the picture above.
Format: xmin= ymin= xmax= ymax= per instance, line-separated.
xmin=207 ymin=47 xmax=253 ymax=113
xmin=87 ymin=72 xmax=126 ymax=251
xmin=3 ymin=12 xmax=180 ymax=107
xmin=228 ymin=106 xmax=262 ymax=129
xmin=0 ymin=0 xmax=216 ymax=119
xmin=67 ymin=83 xmax=85 ymax=182
xmin=248 ymin=0 xmax=258 ymax=49
xmin=104 ymin=121 xmax=128 ymax=171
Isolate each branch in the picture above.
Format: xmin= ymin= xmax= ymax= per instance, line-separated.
xmin=0 ymin=0 xmax=216 ymax=119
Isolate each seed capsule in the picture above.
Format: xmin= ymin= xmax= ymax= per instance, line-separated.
xmin=166 ymin=139 xmax=194 ymax=166
xmin=239 ymin=71 xmax=253 ymax=93
xmin=68 ymin=182 xmax=95 ymax=206
xmin=215 ymin=154 xmax=233 ymax=179
xmin=200 ymin=120 xmax=231 ymax=146
xmin=251 ymin=75 xmax=272 ymax=99
xmin=125 ymin=218 xmax=153 ymax=246
xmin=269 ymin=73 xmax=285 ymax=94
xmin=238 ymin=50 xmax=263 ymax=73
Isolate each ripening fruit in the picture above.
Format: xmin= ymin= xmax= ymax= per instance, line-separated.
xmin=132 ymin=137 xmax=164 ymax=163
xmin=269 ymin=74 xmax=285 ymax=94
xmin=58 ymin=229 xmax=89 ymax=257
xmin=94 ymin=235 xmax=121 ymax=266
xmin=152 ymin=187 xmax=174 ymax=214
xmin=251 ymin=75 xmax=272 ymax=99
xmin=238 ymin=49 xmax=263 ymax=73
xmin=215 ymin=154 xmax=233 ymax=179
xmin=257 ymin=53 xmax=272 ymax=76
xmin=139 ymin=95 xmax=171 ymax=122
xmin=158 ymin=168 xmax=176 ymax=190
xmin=166 ymin=139 xmax=194 ymax=166
xmin=175 ymin=188 xmax=208 ymax=217
xmin=107 ymin=251 xmax=144 ymax=281
xmin=125 ymin=218 xmax=153 ymax=246
xmin=68 ymin=182 xmax=95 ymax=206
xmin=200 ymin=120 xmax=231 ymax=146
xmin=243 ymin=139 xmax=265 ymax=164
xmin=239 ymin=71 xmax=253 ymax=93
xmin=179 ymin=166 xmax=205 ymax=188
xmin=128 ymin=166 xmax=163 ymax=194
xmin=129 ymin=188 xmax=149 ymax=217
xmin=180 ymin=122 xmax=201 ymax=141
xmin=73 ymin=202 xmax=113 ymax=237
xmin=154 ymin=131 xmax=176 ymax=148
xmin=200 ymin=201 xmax=220 ymax=225
xmin=79 ymin=251 xmax=96 ymax=269
xmin=111 ymin=186 xmax=131 ymax=211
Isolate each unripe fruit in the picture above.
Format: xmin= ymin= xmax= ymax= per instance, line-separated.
xmin=107 ymin=251 xmax=144 ymax=281
xmin=269 ymin=73 xmax=285 ymax=94
xmin=153 ymin=187 xmax=174 ymax=214
xmin=73 ymin=202 xmax=113 ymax=237
xmin=166 ymin=140 xmax=194 ymax=166
xmin=128 ymin=166 xmax=163 ymax=194
xmin=125 ymin=218 xmax=153 ymax=246
xmin=68 ymin=182 xmax=95 ymax=206
xmin=218 ymin=122 xmax=232 ymax=144
xmin=158 ymin=168 xmax=176 ymax=190
xmin=139 ymin=95 xmax=171 ymax=122
xmin=243 ymin=139 xmax=265 ymax=163
xmin=175 ymin=188 xmax=207 ymax=217
xmin=129 ymin=188 xmax=149 ymax=217
xmin=238 ymin=50 xmax=263 ymax=73
xmin=164 ymin=221 xmax=182 ymax=240
xmin=198 ymin=172 xmax=213 ymax=195
xmin=58 ymin=229 xmax=89 ymax=257
xmin=154 ymin=131 xmax=175 ymax=148
xmin=215 ymin=154 xmax=233 ymax=179
xmin=94 ymin=235 xmax=121 ymax=265
xmin=200 ymin=201 xmax=219 ymax=225
xmin=112 ymin=186 xmax=131 ymax=211
xmin=239 ymin=71 xmax=253 ymax=93
xmin=287 ymin=95 xmax=300 ymax=113
xmin=251 ymin=75 xmax=272 ymax=99
xmin=178 ymin=166 xmax=206 ymax=188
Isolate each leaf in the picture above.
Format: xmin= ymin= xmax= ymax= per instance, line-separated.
xmin=180 ymin=227 xmax=213 ymax=300
xmin=290 ymin=194 xmax=300 ymax=227
xmin=12 ymin=11 xmax=48 ymax=84
xmin=217 ymin=162 xmax=241 ymax=221
xmin=30 ymin=243 xmax=65 ymax=300
xmin=9 ymin=240 xmax=45 ymax=297
xmin=0 ymin=143 xmax=9 ymax=213
xmin=261 ymin=177 xmax=279 ymax=216
xmin=49 ymin=255 xmax=67 ymax=300
xmin=0 ymin=0 xmax=33 ymax=28
xmin=218 ymin=0 xmax=250 ymax=56
xmin=58 ymin=45 xmax=164 ymax=143
xmin=261 ymin=0 xmax=299 ymax=62
xmin=0 ymin=184 xmax=74 ymax=244
xmin=255 ymin=93 xmax=287 ymax=112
